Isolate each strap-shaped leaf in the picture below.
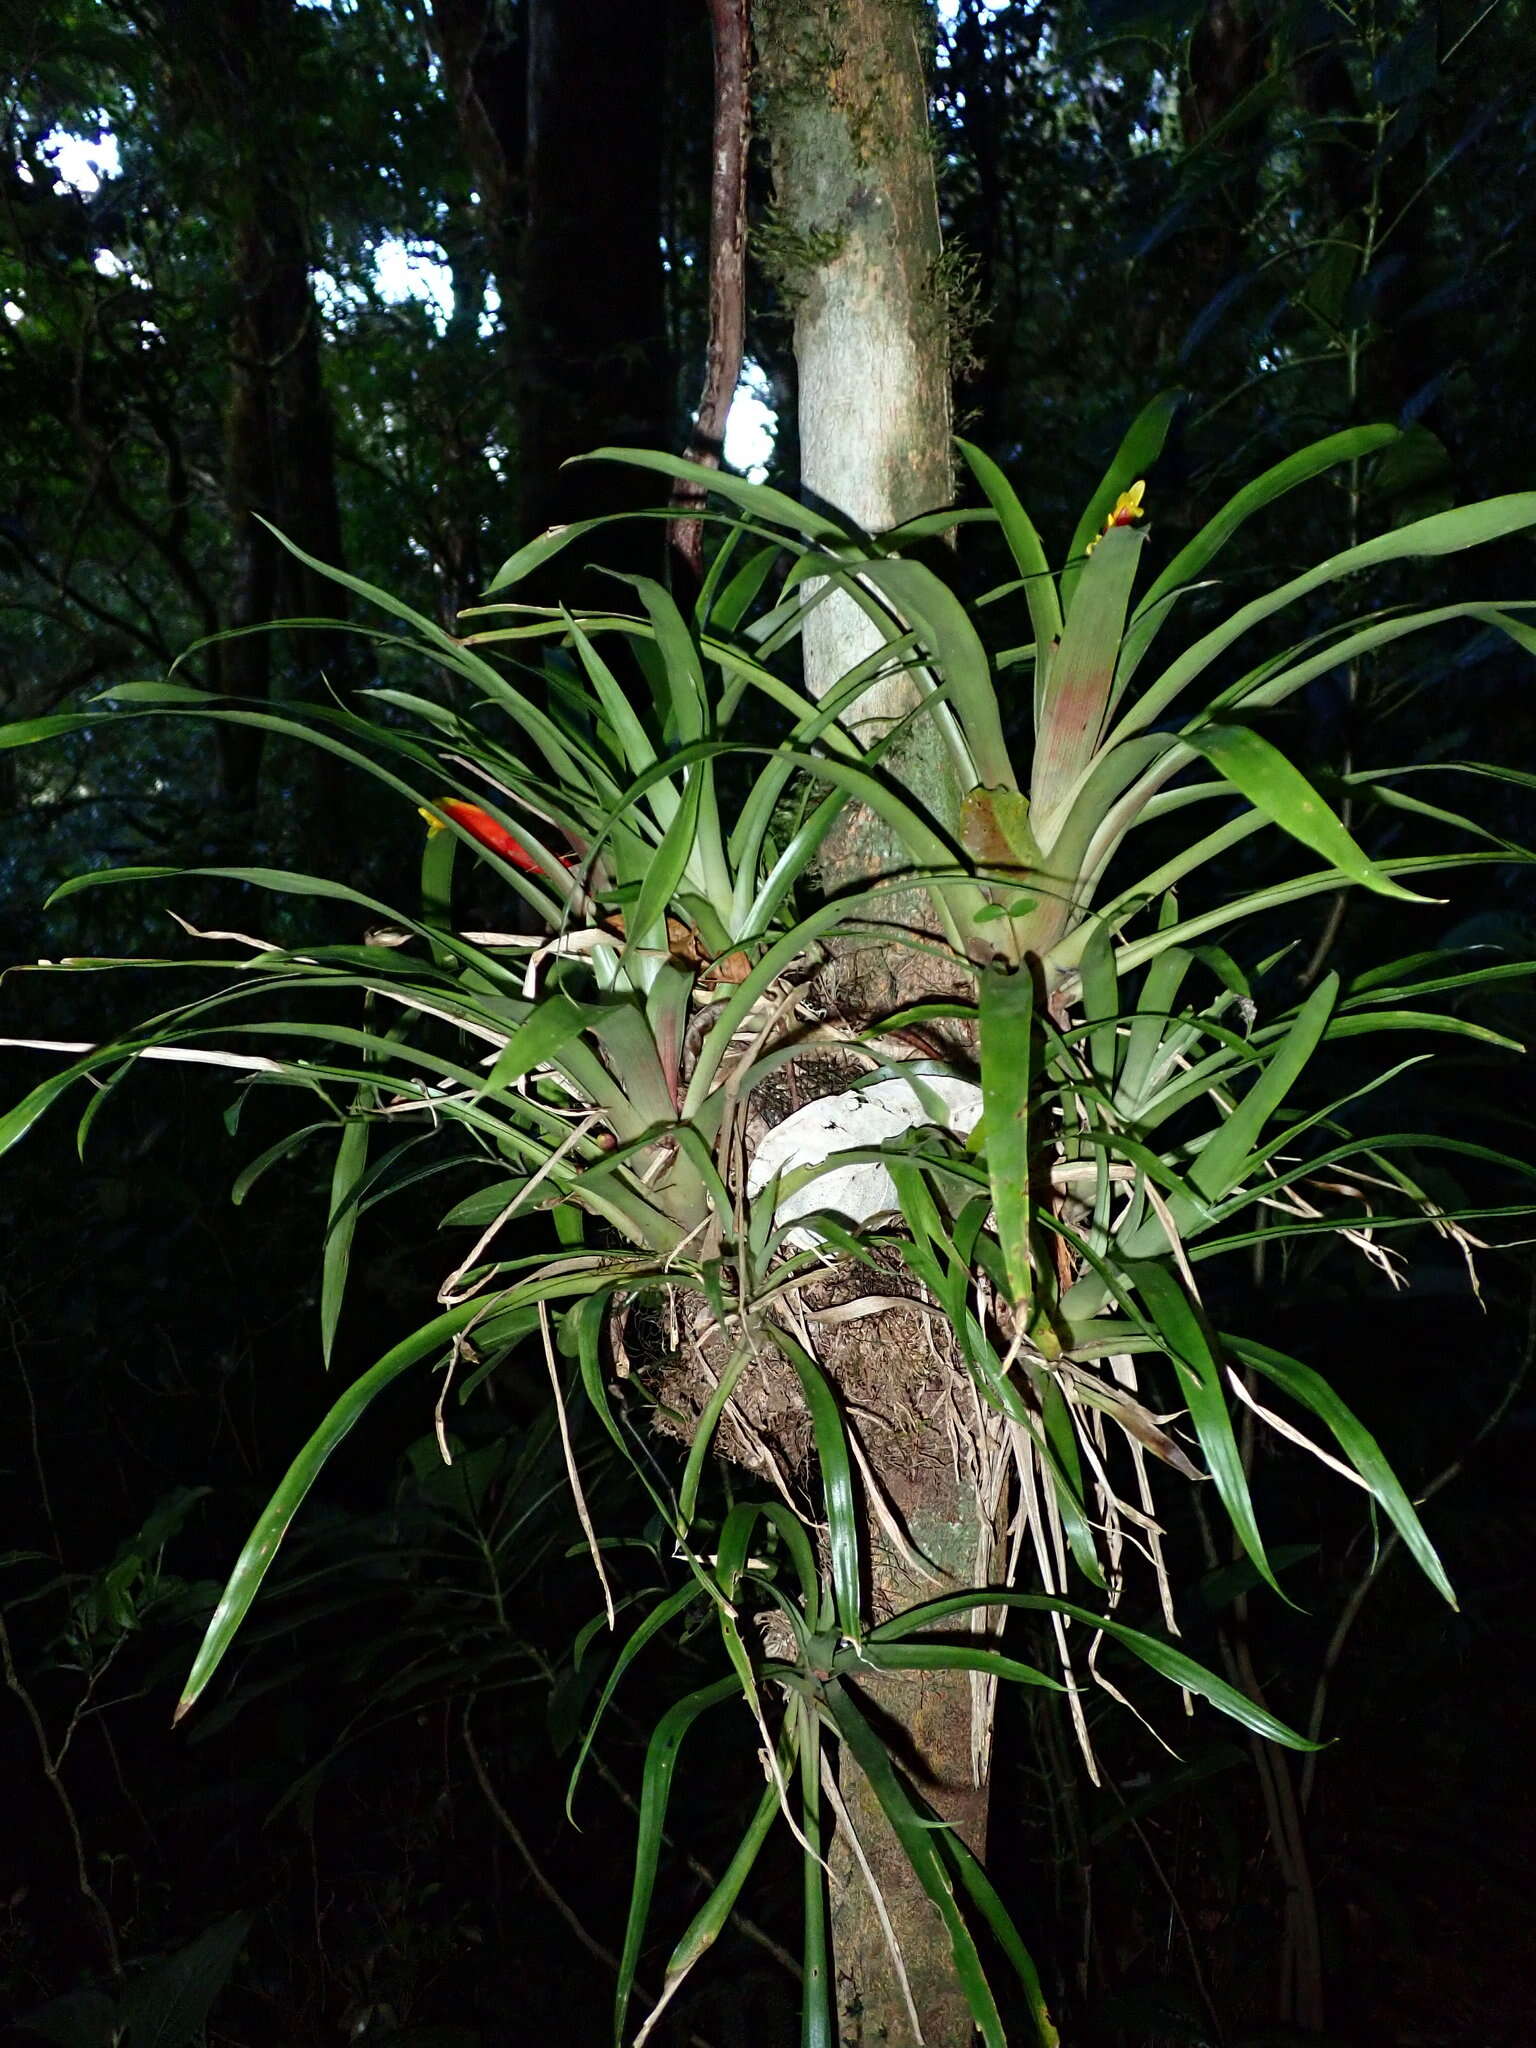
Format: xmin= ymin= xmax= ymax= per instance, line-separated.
xmin=575 ymin=445 xmax=850 ymax=542
xmin=955 ymin=436 xmax=1063 ymax=716
xmin=623 ymin=770 xmax=702 ymax=961
xmin=1115 ymin=490 xmax=1536 ymax=741
xmin=979 ymin=960 xmax=1035 ymax=1308
xmin=939 ymin=1829 xmax=1060 ymax=2048
xmin=1117 ymin=944 xmax=1196 ymax=1113
xmin=1032 ymin=524 xmax=1145 ymax=835
xmin=858 ymin=554 xmax=1014 ymax=791
xmin=868 ymin=1590 xmax=1316 ymax=1747
xmin=1188 ymin=974 xmax=1337 ymax=1203
xmin=1221 ymin=598 xmax=1536 ymax=720
xmin=566 ymin=1581 xmax=705 ymax=1820
xmin=1080 ymin=847 xmax=1535 ymax=982
xmin=320 ymin=1107 xmax=369 ymax=1371
xmin=850 ymin=1641 xmax=1066 ymax=1690
xmin=176 ymin=1299 xmax=503 ymax=1720
xmin=764 ymin=1328 xmax=861 ymax=1638
xmin=1118 ymin=423 xmax=1401 ymax=686
xmin=1184 ymin=722 xmax=1429 ymax=901
xmin=798 ymin=1706 xmax=833 ymax=2048
xmin=637 ymin=1764 xmax=786 ymax=2045
xmin=1230 ymin=1336 xmax=1456 ymax=1605
xmin=614 ymin=1676 xmax=741 ymax=2045
xmin=1 ymin=708 xmax=116 ymax=747
xmin=1123 ymin=1259 xmax=1281 ymax=1596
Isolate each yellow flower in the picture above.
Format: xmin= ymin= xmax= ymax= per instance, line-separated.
xmin=1086 ymin=479 xmax=1147 ymax=554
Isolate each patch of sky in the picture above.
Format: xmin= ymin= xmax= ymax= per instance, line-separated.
xmin=933 ymin=0 xmax=1011 ymax=68
xmin=934 ymin=0 xmax=1012 ymax=22
xmin=373 ymin=239 xmax=457 ymax=326
xmin=723 ymin=361 xmax=777 ymax=482
xmin=38 ymin=125 xmax=122 ymax=195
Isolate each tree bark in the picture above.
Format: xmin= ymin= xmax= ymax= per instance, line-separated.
xmin=521 ymin=0 xmax=673 ymax=548
xmin=430 ymin=0 xmax=675 ymax=577
xmin=186 ymin=0 xmax=349 ymax=813
xmin=222 ymin=182 xmax=345 ymax=809
xmin=755 ymin=8 xmax=991 ymax=2042
xmin=672 ymin=0 xmax=752 ymax=582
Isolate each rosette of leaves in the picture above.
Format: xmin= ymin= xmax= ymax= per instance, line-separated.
xmin=3 ymin=414 xmax=1534 ymax=2045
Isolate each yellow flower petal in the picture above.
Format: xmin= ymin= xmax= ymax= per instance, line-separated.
xmin=1088 ymin=480 xmax=1148 ymax=554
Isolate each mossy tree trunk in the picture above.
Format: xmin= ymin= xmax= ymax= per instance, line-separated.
xmin=755 ymin=9 xmax=995 ymax=2043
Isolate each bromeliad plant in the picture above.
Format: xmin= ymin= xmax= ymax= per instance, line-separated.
xmin=4 ymin=408 xmax=1535 ymax=2045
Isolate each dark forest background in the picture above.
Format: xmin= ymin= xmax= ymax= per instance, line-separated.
xmin=3 ymin=1 xmax=1535 ymax=2043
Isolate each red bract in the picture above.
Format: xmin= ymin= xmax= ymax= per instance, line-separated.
xmin=423 ymin=798 xmax=546 ymax=874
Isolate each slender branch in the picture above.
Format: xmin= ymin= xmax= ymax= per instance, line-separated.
xmin=461 ymin=1705 xmax=620 ymax=1972
xmin=672 ymin=0 xmax=752 ymax=580
xmin=0 ymin=1607 xmax=123 ymax=1985
xmin=1 ymin=529 xmax=170 ymax=663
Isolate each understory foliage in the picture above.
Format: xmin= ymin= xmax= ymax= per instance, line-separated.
xmin=4 ymin=420 xmax=1535 ymax=2043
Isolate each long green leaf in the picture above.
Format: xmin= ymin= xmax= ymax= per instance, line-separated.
xmin=1118 ymin=424 xmax=1401 ymax=685
xmin=1072 ymin=849 xmax=1534 ymax=981
xmin=614 ymin=1676 xmax=741 ymax=2046
xmin=764 ymin=1328 xmax=862 ymax=1638
xmin=624 ymin=771 xmax=701 ymax=963
xmin=1230 ymin=1336 xmax=1457 ymax=1606
xmin=1187 ymin=974 xmax=1337 ymax=1203
xmin=859 ymin=555 xmax=1013 ymax=790
xmin=1124 ymin=1259 xmax=1280 ymax=1595
xmin=481 ymin=992 xmax=594 ymax=1095
xmin=177 ymin=1301 xmax=498 ymax=1719
xmin=1183 ymin=723 xmax=1429 ymax=901
xmin=320 ymin=1109 xmax=369 ymax=1370
xmin=1221 ymin=599 xmax=1536 ymax=720
xmin=850 ymin=1642 xmax=1066 ymax=1689
xmin=798 ymin=1704 xmax=832 ymax=2048
xmin=939 ymin=1829 xmax=1060 ymax=2048
xmin=0 ymin=710 xmax=110 ymax=747
xmin=1033 ymin=524 xmax=1146 ymax=834
xmin=566 ymin=1580 xmax=707 ymax=1819
xmin=955 ymin=436 xmax=1063 ymax=717
xmin=979 ymin=961 xmax=1035 ymax=1308
xmin=578 ymin=447 xmax=849 ymax=543
xmin=1061 ymin=390 xmax=1181 ymax=614
xmin=868 ymin=1591 xmax=1316 ymax=1747
xmin=640 ymin=1767 xmax=786 ymax=2042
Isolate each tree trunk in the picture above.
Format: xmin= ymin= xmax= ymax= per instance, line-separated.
xmin=190 ymin=0 xmax=349 ymax=814
xmin=222 ymin=183 xmax=346 ymax=811
xmin=522 ymin=0 xmax=673 ymax=548
xmin=755 ymin=8 xmax=992 ymax=2041
xmin=431 ymin=0 xmax=674 ymax=579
